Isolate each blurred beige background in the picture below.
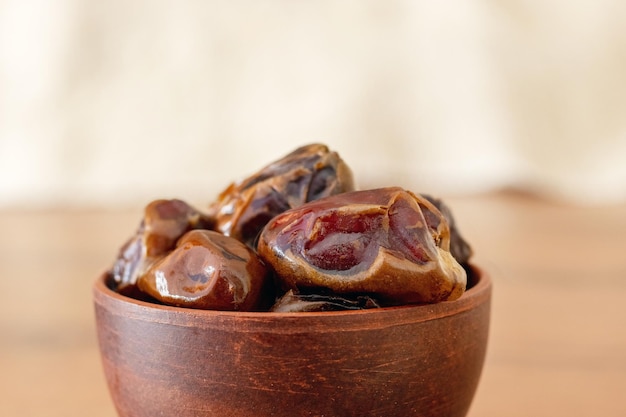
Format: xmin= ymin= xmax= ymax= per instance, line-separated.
xmin=1 ymin=0 xmax=626 ymax=207
xmin=2 ymin=3 xmax=626 ymax=417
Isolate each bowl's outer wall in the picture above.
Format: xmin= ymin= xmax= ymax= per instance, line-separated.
xmin=94 ymin=269 xmax=491 ymax=417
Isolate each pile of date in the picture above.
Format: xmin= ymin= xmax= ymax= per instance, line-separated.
xmin=109 ymin=144 xmax=473 ymax=312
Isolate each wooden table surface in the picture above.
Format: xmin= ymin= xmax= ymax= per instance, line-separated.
xmin=1 ymin=191 xmax=625 ymax=417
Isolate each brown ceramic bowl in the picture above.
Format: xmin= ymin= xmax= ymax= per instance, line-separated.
xmin=93 ymin=266 xmax=491 ymax=417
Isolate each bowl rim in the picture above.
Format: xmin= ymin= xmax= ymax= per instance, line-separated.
xmin=94 ymin=264 xmax=491 ymax=329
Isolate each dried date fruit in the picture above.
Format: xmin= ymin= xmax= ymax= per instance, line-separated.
xmin=208 ymin=143 xmax=355 ymax=248
xmin=270 ymin=290 xmax=380 ymax=312
xmin=137 ymin=230 xmax=271 ymax=311
xmin=423 ymin=195 xmax=473 ymax=265
xmin=111 ymin=199 xmax=214 ymax=292
xmin=257 ymin=187 xmax=467 ymax=305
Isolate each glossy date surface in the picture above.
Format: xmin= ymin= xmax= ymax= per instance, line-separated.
xmin=209 ymin=143 xmax=355 ymax=248
xmin=137 ymin=230 xmax=271 ymax=311
xmin=107 ymin=144 xmax=474 ymax=311
xmin=111 ymin=199 xmax=214 ymax=292
xmin=258 ymin=187 xmax=467 ymax=305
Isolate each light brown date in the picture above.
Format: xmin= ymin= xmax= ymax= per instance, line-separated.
xmin=111 ymin=199 xmax=214 ymax=293
xmin=137 ymin=230 xmax=271 ymax=311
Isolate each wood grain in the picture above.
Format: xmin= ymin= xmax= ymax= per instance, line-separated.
xmin=1 ymin=191 xmax=625 ymax=417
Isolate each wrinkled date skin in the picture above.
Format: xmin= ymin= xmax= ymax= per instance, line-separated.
xmin=138 ymin=230 xmax=271 ymax=311
xmin=208 ymin=143 xmax=355 ymax=248
xmin=271 ymin=290 xmax=380 ymax=312
xmin=257 ymin=187 xmax=467 ymax=305
xmin=111 ymin=199 xmax=214 ymax=293
xmin=423 ymin=194 xmax=473 ymax=265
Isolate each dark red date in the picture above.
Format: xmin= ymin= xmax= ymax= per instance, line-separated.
xmin=257 ymin=187 xmax=467 ymax=304
xmin=208 ymin=144 xmax=355 ymax=248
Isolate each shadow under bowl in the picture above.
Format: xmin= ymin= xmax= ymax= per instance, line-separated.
xmin=93 ymin=265 xmax=491 ymax=417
